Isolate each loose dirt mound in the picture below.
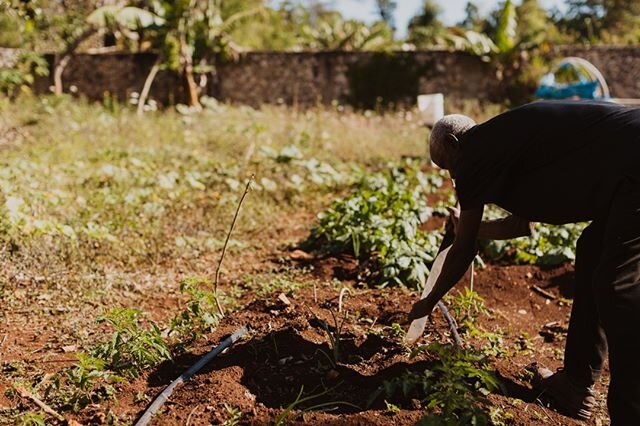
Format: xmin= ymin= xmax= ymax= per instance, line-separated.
xmin=80 ymin=258 xmax=607 ymax=426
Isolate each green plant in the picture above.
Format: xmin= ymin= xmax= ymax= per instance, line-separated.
xmin=92 ymin=308 xmax=171 ymax=377
xmin=18 ymin=411 xmax=45 ymax=426
xmin=372 ymin=343 xmax=502 ymax=425
xmin=446 ymin=287 xmax=488 ymax=325
xmin=44 ymin=353 xmax=118 ymax=412
xmin=0 ymin=52 xmax=49 ymax=97
xmin=306 ymin=161 xmax=444 ymax=289
xmin=222 ymin=404 xmax=242 ymax=426
xmin=274 ymin=385 xmax=360 ymax=426
xmin=170 ymin=277 xmax=224 ymax=343
xmin=480 ymin=206 xmax=586 ymax=265
xmin=316 ymin=310 xmax=347 ymax=367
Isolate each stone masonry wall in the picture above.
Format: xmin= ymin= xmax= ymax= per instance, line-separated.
xmin=3 ymin=46 xmax=639 ymax=107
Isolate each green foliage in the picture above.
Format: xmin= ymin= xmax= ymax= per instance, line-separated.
xmin=407 ymin=0 xmax=444 ymax=46
xmin=44 ymin=353 xmax=118 ymax=412
xmin=446 ymin=287 xmax=488 ymax=325
xmin=0 ymin=52 xmax=49 ymax=97
xmin=494 ymin=0 xmax=517 ymax=52
xmin=18 ymin=411 xmax=45 ymax=426
xmin=300 ymin=17 xmax=395 ymax=51
xmin=92 ymin=308 xmax=171 ymax=377
xmin=346 ymin=52 xmax=432 ymax=109
xmin=306 ymin=161 xmax=444 ymax=289
xmin=170 ymin=277 xmax=223 ymax=342
xmin=480 ymin=206 xmax=586 ymax=265
xmin=274 ymin=386 xmax=360 ymax=425
xmin=557 ymin=0 xmax=640 ymax=44
xmin=222 ymin=404 xmax=243 ymax=426
xmin=372 ymin=343 xmax=502 ymax=425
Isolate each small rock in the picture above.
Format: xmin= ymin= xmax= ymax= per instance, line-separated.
xmin=526 ymin=272 xmax=533 ymax=279
xmin=290 ymin=249 xmax=313 ymax=261
xmin=325 ymin=369 xmax=339 ymax=380
xmin=278 ymin=293 xmax=291 ymax=306
xmin=278 ymin=356 xmax=293 ymax=365
xmin=61 ymin=345 xmax=77 ymax=353
xmin=518 ymin=309 xmax=527 ymax=315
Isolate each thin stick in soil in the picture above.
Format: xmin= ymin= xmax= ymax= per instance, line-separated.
xmin=213 ymin=174 xmax=254 ymax=317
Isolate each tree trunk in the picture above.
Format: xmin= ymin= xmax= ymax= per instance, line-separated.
xmin=53 ymin=27 xmax=98 ymax=96
xmin=53 ymin=55 xmax=71 ymax=96
xmin=179 ymin=32 xmax=201 ymax=109
xmin=137 ymin=56 xmax=162 ymax=116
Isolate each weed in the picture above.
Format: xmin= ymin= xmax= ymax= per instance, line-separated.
xmin=92 ymin=308 xmax=171 ymax=377
xmin=316 ymin=310 xmax=348 ymax=366
xmin=44 ymin=353 xmax=119 ymax=413
xmin=446 ymin=287 xmax=488 ymax=326
xmin=170 ymin=277 xmax=224 ymax=343
xmin=222 ymin=404 xmax=242 ymax=426
xmin=384 ymin=400 xmax=401 ymax=414
xmin=274 ymin=385 xmax=360 ymax=426
xmin=372 ymin=343 xmax=502 ymax=425
xmin=17 ymin=411 xmax=45 ymax=426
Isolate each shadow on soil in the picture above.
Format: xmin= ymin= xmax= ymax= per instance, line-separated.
xmin=145 ymin=324 xmax=543 ymax=416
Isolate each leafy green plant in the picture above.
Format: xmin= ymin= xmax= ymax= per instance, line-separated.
xmin=274 ymin=385 xmax=360 ymax=426
xmin=18 ymin=411 xmax=46 ymax=426
xmin=446 ymin=287 xmax=489 ymax=326
xmin=306 ymin=161 xmax=444 ymax=289
xmin=480 ymin=206 xmax=586 ymax=265
xmin=222 ymin=404 xmax=242 ymax=426
xmin=92 ymin=308 xmax=171 ymax=377
xmin=170 ymin=277 xmax=224 ymax=343
xmin=44 ymin=353 xmax=118 ymax=412
xmin=371 ymin=343 xmax=502 ymax=425
xmin=0 ymin=52 xmax=49 ymax=97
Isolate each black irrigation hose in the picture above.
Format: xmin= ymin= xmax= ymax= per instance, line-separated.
xmin=435 ymin=221 xmax=464 ymax=348
xmin=437 ymin=301 xmax=464 ymax=348
xmin=134 ymin=326 xmax=248 ymax=426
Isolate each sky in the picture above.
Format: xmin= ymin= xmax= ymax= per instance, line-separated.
xmin=320 ymin=0 xmax=566 ymax=37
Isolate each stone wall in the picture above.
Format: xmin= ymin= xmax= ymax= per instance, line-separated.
xmin=213 ymin=50 xmax=501 ymax=108
xmin=3 ymin=45 xmax=640 ymax=107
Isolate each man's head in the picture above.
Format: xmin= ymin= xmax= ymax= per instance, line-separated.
xmin=429 ymin=114 xmax=476 ymax=173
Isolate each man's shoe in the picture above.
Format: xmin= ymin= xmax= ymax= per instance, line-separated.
xmin=531 ymin=365 xmax=596 ymax=421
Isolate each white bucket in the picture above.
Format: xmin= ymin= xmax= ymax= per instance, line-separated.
xmin=417 ymin=93 xmax=444 ymax=127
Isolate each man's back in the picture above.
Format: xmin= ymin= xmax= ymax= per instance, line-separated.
xmin=455 ymin=100 xmax=640 ymax=224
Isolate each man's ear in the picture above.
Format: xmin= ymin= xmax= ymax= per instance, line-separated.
xmin=446 ymin=133 xmax=460 ymax=151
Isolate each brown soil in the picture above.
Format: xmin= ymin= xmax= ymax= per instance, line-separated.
xmin=1 ymin=212 xmax=611 ymax=425
xmin=54 ymin=259 xmax=607 ymax=426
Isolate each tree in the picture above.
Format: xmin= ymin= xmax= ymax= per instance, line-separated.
xmin=376 ymin=0 xmax=397 ymax=30
xmin=556 ymin=0 xmax=640 ymax=43
xmin=459 ymin=2 xmax=483 ymax=32
xmin=300 ymin=15 xmax=395 ymax=51
xmin=407 ymin=0 xmax=444 ymax=47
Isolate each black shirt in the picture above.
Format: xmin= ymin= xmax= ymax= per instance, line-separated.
xmin=455 ymin=100 xmax=640 ymax=224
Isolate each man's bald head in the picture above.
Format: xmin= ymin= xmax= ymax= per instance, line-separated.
xmin=429 ymin=114 xmax=476 ymax=171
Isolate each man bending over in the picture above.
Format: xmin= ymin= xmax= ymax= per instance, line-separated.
xmin=408 ymin=100 xmax=640 ymax=424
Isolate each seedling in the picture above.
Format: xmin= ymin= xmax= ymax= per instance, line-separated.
xmin=92 ymin=308 xmax=171 ymax=377
xmin=274 ymin=385 xmax=360 ymax=426
xmin=170 ymin=277 xmax=224 ymax=343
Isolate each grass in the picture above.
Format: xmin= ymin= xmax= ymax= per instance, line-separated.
xmin=0 ymin=95 xmax=512 ymax=424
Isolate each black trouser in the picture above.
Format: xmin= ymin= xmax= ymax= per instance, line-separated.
xmin=564 ymin=183 xmax=640 ymax=425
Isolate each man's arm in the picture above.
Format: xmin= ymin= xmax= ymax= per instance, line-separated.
xmin=409 ymin=206 xmax=483 ymax=320
xmin=448 ymin=207 xmax=532 ymax=240
xmin=478 ymin=215 xmax=532 ymax=240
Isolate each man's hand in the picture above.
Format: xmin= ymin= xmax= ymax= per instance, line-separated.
xmin=447 ymin=206 xmax=460 ymax=233
xmin=409 ymin=297 xmax=436 ymax=321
